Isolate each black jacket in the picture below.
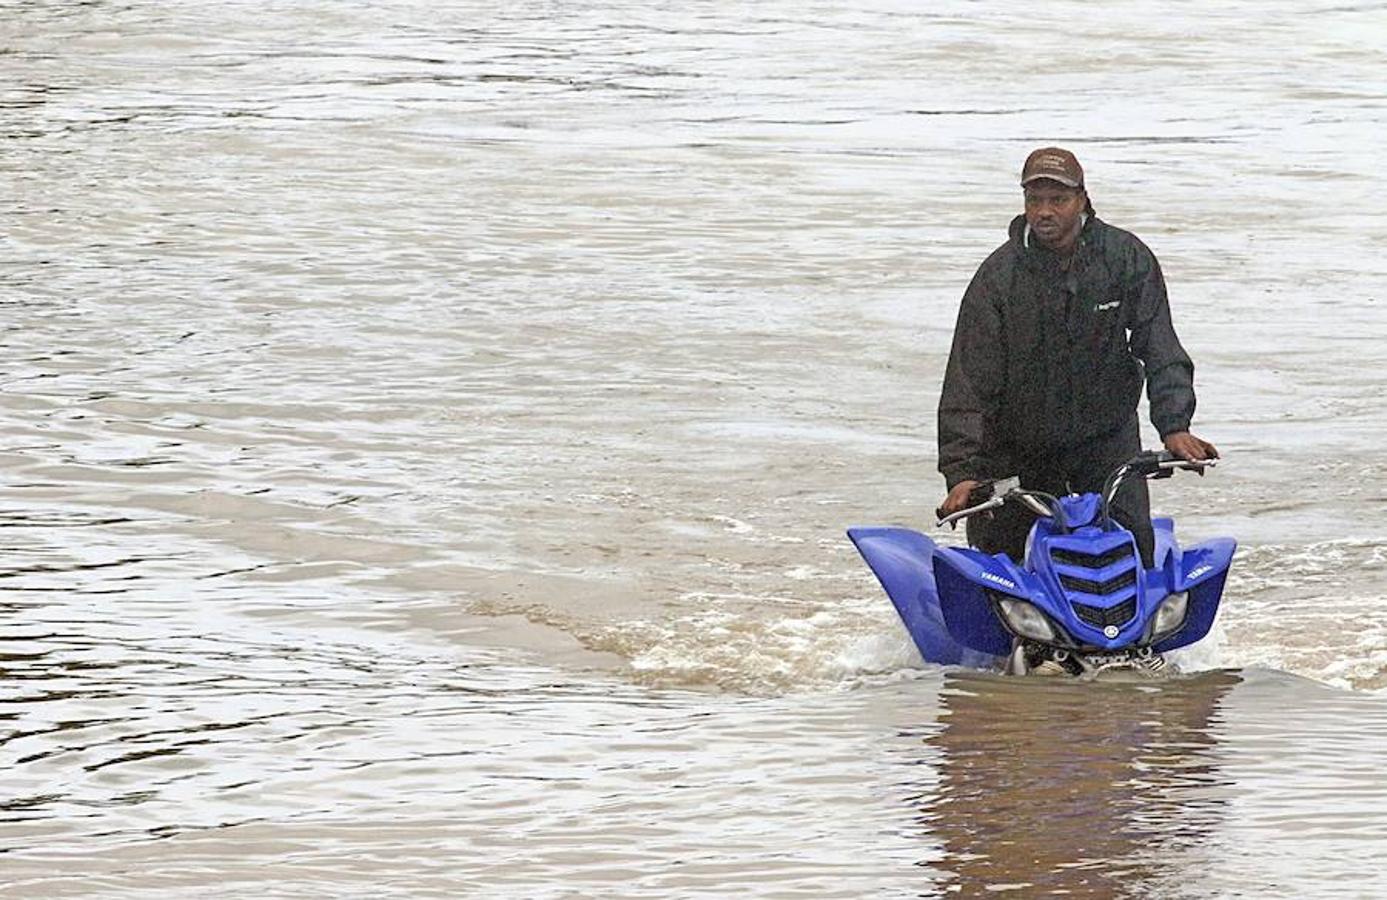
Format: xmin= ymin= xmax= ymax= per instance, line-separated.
xmin=937 ymin=213 xmax=1196 ymax=489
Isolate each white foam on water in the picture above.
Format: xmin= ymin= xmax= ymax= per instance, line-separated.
xmin=707 ymin=514 xmax=756 ymax=534
xmin=1217 ymin=538 xmax=1387 ymax=690
xmin=1161 ymin=624 xmax=1226 ymax=676
xmin=591 ymin=592 xmax=925 ymax=694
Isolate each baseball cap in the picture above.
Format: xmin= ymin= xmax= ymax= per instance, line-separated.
xmin=1020 ymin=147 xmax=1084 ymax=189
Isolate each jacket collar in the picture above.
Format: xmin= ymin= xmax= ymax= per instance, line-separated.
xmin=1014 ymin=213 xmax=1092 ymax=250
xmin=1010 ymin=213 xmax=1098 ymax=268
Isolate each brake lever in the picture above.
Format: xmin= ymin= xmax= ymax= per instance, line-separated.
xmin=936 ymin=495 xmax=1005 ymax=529
xmin=935 ymin=477 xmax=1020 ymax=529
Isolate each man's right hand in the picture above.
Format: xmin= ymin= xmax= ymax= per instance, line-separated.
xmin=937 ymin=479 xmax=983 ymax=520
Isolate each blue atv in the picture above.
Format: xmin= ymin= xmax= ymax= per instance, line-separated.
xmin=849 ymin=451 xmax=1235 ymax=677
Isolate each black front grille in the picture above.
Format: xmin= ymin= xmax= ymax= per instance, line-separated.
xmin=1059 ymin=569 xmax=1137 ymax=596
xmin=1073 ymin=597 xmax=1136 ymax=629
xmin=1051 ymin=544 xmax=1134 ymax=569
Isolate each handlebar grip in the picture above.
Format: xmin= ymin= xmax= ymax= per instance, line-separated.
xmin=934 ymin=480 xmax=998 ymax=526
xmin=1130 ymin=450 xmax=1218 ymax=475
xmin=1157 ymin=452 xmax=1217 ymax=470
xmin=936 ymin=495 xmax=1005 ymax=529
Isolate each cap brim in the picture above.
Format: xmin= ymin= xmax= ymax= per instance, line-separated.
xmin=1021 ymin=173 xmax=1082 ymax=189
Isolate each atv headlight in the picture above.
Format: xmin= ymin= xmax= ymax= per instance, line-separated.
xmin=997 ymin=597 xmax=1056 ymax=642
xmin=1152 ymin=592 xmax=1189 ymax=639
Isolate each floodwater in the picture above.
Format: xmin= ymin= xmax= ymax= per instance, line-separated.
xmin=3 ymin=1 xmax=1387 ymax=896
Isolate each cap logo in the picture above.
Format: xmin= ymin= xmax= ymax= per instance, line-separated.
xmin=1021 ymin=147 xmax=1083 ymax=188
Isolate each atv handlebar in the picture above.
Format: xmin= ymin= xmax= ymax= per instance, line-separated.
xmin=935 ymin=477 xmax=1054 ymax=529
xmin=935 ymin=451 xmax=1217 ymax=530
xmin=1131 ymin=450 xmax=1217 ymax=478
xmin=1099 ymin=451 xmax=1215 ymax=531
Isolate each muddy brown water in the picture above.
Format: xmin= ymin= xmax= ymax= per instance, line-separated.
xmin=4 ymin=2 xmax=1387 ymax=896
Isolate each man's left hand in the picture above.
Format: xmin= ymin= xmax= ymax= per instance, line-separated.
xmin=1163 ymin=431 xmax=1219 ymax=463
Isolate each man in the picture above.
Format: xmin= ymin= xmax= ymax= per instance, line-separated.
xmin=936 ymin=147 xmax=1217 ymax=565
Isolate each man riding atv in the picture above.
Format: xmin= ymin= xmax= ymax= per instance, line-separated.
xmin=937 ymin=147 xmax=1218 ymax=566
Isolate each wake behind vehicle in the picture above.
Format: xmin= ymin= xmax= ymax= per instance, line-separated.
xmin=849 ymin=451 xmax=1234 ymax=677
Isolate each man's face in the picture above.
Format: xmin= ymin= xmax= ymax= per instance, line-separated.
xmin=1023 ymin=180 xmax=1086 ymax=249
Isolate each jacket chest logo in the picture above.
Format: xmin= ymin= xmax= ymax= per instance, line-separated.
xmin=1093 ymin=299 xmax=1121 ymax=313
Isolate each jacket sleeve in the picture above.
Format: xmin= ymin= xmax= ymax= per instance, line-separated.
xmin=1125 ymin=242 xmax=1196 ymax=438
xmin=938 ymin=264 xmax=1005 ymax=489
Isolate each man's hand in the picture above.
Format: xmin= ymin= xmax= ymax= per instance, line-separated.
xmin=1163 ymin=431 xmax=1219 ymax=463
xmin=937 ymin=479 xmax=983 ymax=520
